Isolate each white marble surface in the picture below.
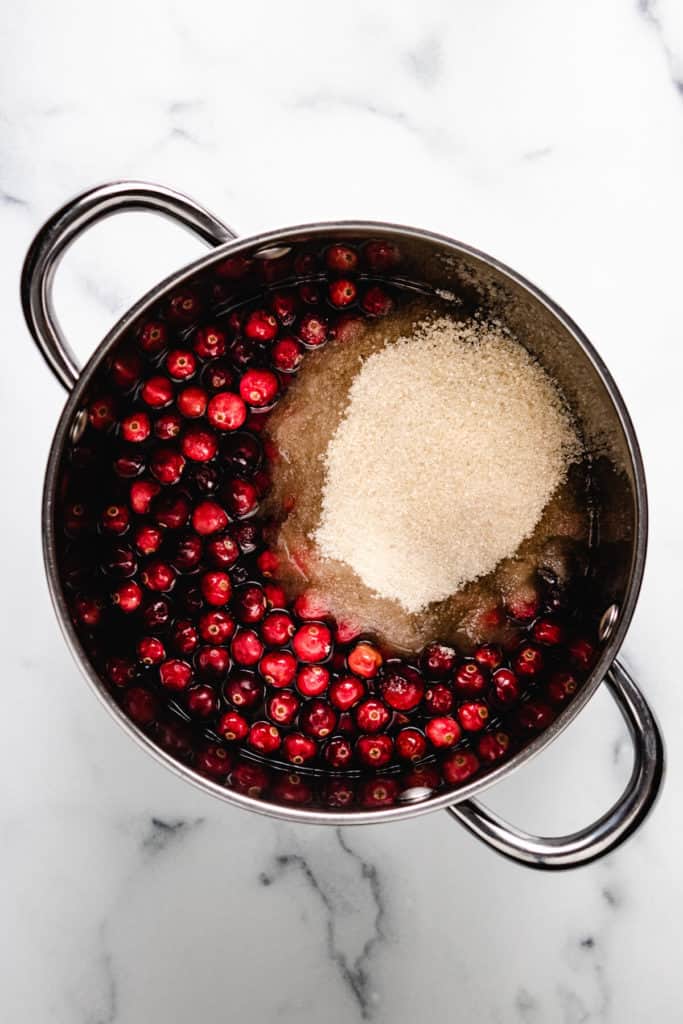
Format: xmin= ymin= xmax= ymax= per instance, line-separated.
xmin=2 ymin=1 xmax=683 ymax=1020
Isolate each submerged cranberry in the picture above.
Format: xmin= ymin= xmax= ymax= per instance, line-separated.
xmin=150 ymin=448 xmax=185 ymax=485
xmin=170 ymin=619 xmax=199 ymax=655
xmin=473 ymin=644 xmax=503 ymax=671
xmin=186 ymin=683 xmax=218 ymax=718
xmin=123 ymin=686 xmax=159 ymax=726
xmin=202 ymin=360 xmax=234 ymax=392
xmin=154 ymin=412 xmax=182 ymax=441
xmin=423 ymin=683 xmax=454 ymax=715
xmin=195 ymin=645 xmax=230 ymax=679
xmin=196 ymin=744 xmax=232 ymax=777
xmin=363 ymin=239 xmax=400 ymax=272
xmin=442 ymin=750 xmax=480 ymax=784
xmin=141 ymin=560 xmax=176 ymax=592
xmin=222 ymin=431 xmax=262 ymax=476
xmin=138 ymin=320 xmax=167 ymax=355
xmin=324 ymin=736 xmax=354 ymax=769
xmin=270 ymin=291 xmax=298 ymax=326
xmin=172 ymin=533 xmax=203 ymax=572
xmin=223 ymin=478 xmax=258 ymax=518
xmin=106 ymin=656 xmax=135 ymax=687
xmin=533 ymin=618 xmax=565 ymax=646
xmin=325 ymin=244 xmax=358 ymax=272
xmin=154 ymin=493 xmax=190 ymax=530
xmin=361 ymin=285 xmax=393 ymax=317
xmin=271 ymin=336 xmax=304 ymax=373
xmin=547 ymin=671 xmax=578 ymax=706
xmin=517 ymin=700 xmax=555 ymax=732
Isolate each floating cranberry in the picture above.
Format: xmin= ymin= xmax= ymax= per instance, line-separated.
xmin=347 ymin=641 xmax=383 ymax=678
xmin=569 ymin=637 xmax=595 ymax=670
xmin=137 ymin=636 xmax=165 ymax=666
xmin=453 ymin=662 xmax=487 ymax=697
xmin=355 ymin=698 xmax=391 ymax=733
xmin=425 ymin=715 xmax=461 ymax=748
xmin=88 ymin=396 xmax=116 ymax=431
xmin=547 ymin=671 xmax=578 ymax=706
xmin=492 ymin=667 xmax=521 ymax=705
xmin=329 ymin=676 xmax=366 ymax=711
xmin=271 ymin=336 xmax=304 ymax=373
xmin=299 ymin=283 xmax=321 ymax=305
xmin=328 ymin=279 xmax=357 ymax=307
xmin=201 ymin=570 xmax=232 ymax=606
xmin=123 ymin=686 xmax=159 ymax=726
xmin=442 ymin=750 xmax=480 ymax=784
xmin=474 ymin=644 xmax=503 ymax=671
xmin=517 ymin=700 xmax=555 ymax=732
xmin=150 ymin=448 xmax=185 ymax=485
xmin=203 ymin=360 xmax=234 ymax=393
xmin=207 ymin=391 xmax=247 ymax=431
xmin=248 ymin=721 xmax=281 ymax=754
xmin=112 ymin=580 xmax=142 ymax=613
xmin=420 ymin=642 xmax=457 ymax=678
xmin=282 ymin=732 xmax=318 ymax=765
xmin=181 ymin=427 xmax=217 ymax=462
xmin=298 ymin=312 xmax=328 ymax=348
xmin=170 ymin=619 xmax=199 ymax=655
xmin=205 ymin=534 xmax=240 ymax=568
xmin=325 ymin=244 xmax=358 ymax=272
xmin=169 ymin=288 xmax=201 ymax=324
xmin=177 ymin=386 xmax=208 ymax=419
xmin=154 ymin=493 xmax=190 ymax=529
xmin=101 ymin=503 xmax=130 ymax=535
xmin=292 ymin=591 xmax=329 ymax=620
xmin=264 ymin=582 xmax=287 ymax=609
xmin=199 ymin=609 xmax=235 ymax=644
xmin=380 ymin=663 xmax=424 ymax=711
xmin=106 ymin=656 xmax=135 ymax=687
xmin=324 ymin=736 xmax=353 ymax=769
xmin=154 ymin=411 xmax=182 ymax=441
xmin=231 ymin=628 xmax=264 ymax=666
xmin=361 ymin=285 xmax=393 ymax=317
xmin=270 ymin=291 xmax=298 ymax=326
xmin=533 ymin=618 xmax=565 ymax=646
xmin=292 ymin=622 xmax=332 ymax=663
xmin=256 ymin=550 xmax=279 ymax=578
xmin=142 ymin=597 xmax=171 ymax=631
xmin=218 ymin=709 xmax=249 ymax=742
xmin=186 ymin=683 xmax=218 ymax=718
xmin=234 ymin=584 xmax=267 ymax=624
xmin=395 ymin=727 xmax=427 ymax=762
xmin=104 ymin=544 xmax=137 ymax=578
xmin=113 ymin=452 xmax=145 ymax=478
xmin=239 ymin=368 xmax=279 ymax=408
xmin=267 ymin=690 xmax=299 ymax=727
xmin=223 ymin=478 xmax=258 ymax=518
xmin=195 ymin=645 xmax=230 ymax=679
xmin=138 ymin=320 xmax=167 ymax=355
xmin=159 ymin=658 xmax=192 ymax=691
xmin=195 ymin=744 xmax=232 ymax=777
xmin=129 ymin=481 xmax=161 ymax=517
xmin=424 ymin=683 xmax=454 ymax=715
xmin=514 ymin=643 xmax=544 ymax=678
xmin=191 ymin=500 xmax=228 ymax=536
xmin=457 ymin=701 xmax=490 ymax=732
xmin=300 ymin=699 xmax=337 ymax=739
xmin=478 ymin=730 xmax=511 ymax=763
xmin=260 ymin=650 xmax=297 ymax=688
xmin=141 ymin=376 xmax=174 ymax=408
xmin=194 ymin=325 xmax=226 ymax=359
xmin=244 ymin=309 xmax=278 ymax=342
xmin=261 ymin=610 xmax=294 ymax=647
xmin=296 ymin=664 xmax=330 ymax=698
xmin=356 ymin=734 xmax=394 ymax=768
xmin=224 ymin=670 xmax=263 ymax=709
xmin=172 ymin=533 xmax=203 ymax=571
xmin=110 ymin=350 xmax=142 ymax=391
xmin=121 ymin=412 xmax=151 ymax=443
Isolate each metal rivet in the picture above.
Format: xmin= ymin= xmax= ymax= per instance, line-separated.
xmin=252 ymin=245 xmax=292 ymax=260
xmin=398 ymin=785 xmax=434 ymax=804
xmin=69 ymin=408 xmax=88 ymax=444
xmin=599 ymin=603 xmax=619 ymax=642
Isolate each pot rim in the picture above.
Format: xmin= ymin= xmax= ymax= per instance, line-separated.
xmin=42 ymin=219 xmax=648 ymax=824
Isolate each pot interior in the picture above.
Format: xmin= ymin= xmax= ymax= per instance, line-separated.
xmin=49 ymin=224 xmax=644 ymax=820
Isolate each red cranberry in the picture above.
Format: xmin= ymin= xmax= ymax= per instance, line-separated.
xmin=244 ymin=310 xmax=278 ymax=342
xmin=547 ymin=671 xmax=578 ymax=706
xmin=230 ymin=760 xmax=270 ymax=797
xmin=363 ymin=239 xmax=400 ymax=272
xmin=132 ymin=524 xmax=162 ymax=557
xmin=223 ymin=478 xmax=258 ymax=518
xmin=202 ymin=360 xmax=234 ymax=393
xmin=230 ymin=337 xmax=258 ymax=369
xmin=182 ymin=585 xmax=203 ymax=615
xmin=112 ymin=580 xmax=142 ymax=612
xmin=104 ymin=544 xmax=137 ymax=578
xmin=141 ymin=376 xmax=174 ymax=408
xmin=505 ymin=589 xmax=540 ymax=623
xmin=478 ymin=731 xmax=511 ymax=763
xmin=216 ymin=254 xmax=253 ymax=280
xmin=492 ymin=667 xmax=521 ymax=705
xmin=142 ymin=597 xmax=171 ymax=630
xmin=395 ymin=727 xmax=427 ymax=762
xmin=224 ymin=670 xmax=263 ymax=709
xmin=150 ymin=448 xmax=185 ymax=485
xmin=140 ymin=560 xmax=175 ymax=593
xmin=201 ymin=571 xmax=232 ymax=606
xmin=292 ymin=622 xmax=332 ymax=663
xmin=88 ymin=396 xmax=116 ymax=431
xmin=457 ymin=701 xmax=490 ymax=732
xmin=64 ymin=501 xmax=90 ymax=537
xmin=380 ymin=663 xmax=424 ymax=711
xmin=101 ymin=503 xmax=130 ymax=535
xmin=138 ymin=320 xmax=167 ymax=355
xmin=231 ymin=628 xmax=264 ymax=666
xmin=261 ymin=610 xmax=295 ymax=647
xmin=264 ymin=583 xmax=287 ymax=608
xmin=334 ymin=619 xmax=362 ymax=645
xmin=195 ymin=645 xmax=230 ymax=679
xmin=199 ymin=609 xmax=235 ymax=644
xmin=533 ymin=618 xmax=565 ymax=646
xmin=106 ymin=656 xmax=135 ymax=687
xmin=137 ymin=636 xmax=165 ymax=666
xmin=282 ymin=732 xmax=318 ymax=765
xmin=474 ymin=644 xmax=503 ymax=671
xmin=121 ymin=412 xmax=151 ymax=443
xmin=355 ymin=698 xmax=391 ymax=733
xmin=113 ymin=452 xmax=145 ymax=478
xmin=347 ymin=641 xmax=383 ymax=679
xmin=271 ymin=773 xmax=313 ymax=805
xmin=234 ymin=584 xmax=267 ymax=624
xmin=442 ymin=750 xmax=480 ymax=784
xmin=271 ymin=336 xmax=304 ymax=374
xmin=292 ymin=591 xmax=328 ymax=620
xmin=328 ymin=676 xmax=366 ymax=711
xmin=196 ymin=744 xmax=232 ymax=777
xmin=260 ymin=650 xmax=297 ymax=688
xmin=168 ymin=288 xmax=201 ymax=324
xmin=159 ymin=658 xmax=192 ymax=691
xmin=110 ymin=349 xmax=142 ymax=391
xmin=298 ymin=312 xmax=328 ymax=348
xmin=296 ymin=664 xmax=330 ymax=697
xmin=154 ymin=493 xmax=190 ymax=529
xmin=177 ymin=386 xmax=207 ymax=419
xmin=453 ymin=662 xmax=488 ymax=697
xmin=514 ymin=644 xmax=544 ymax=678
xmin=123 ymin=686 xmax=159 ymax=726
xmin=356 ymin=734 xmax=394 ymax=768
xmin=425 ymin=715 xmax=461 ymax=748
xmin=218 ymin=710 xmax=249 ymax=742
xmin=239 ymin=369 xmax=279 ymax=408
xmin=293 ymin=250 xmax=318 ymax=276
xmin=517 ymin=700 xmax=555 ymax=731
xmin=170 ymin=619 xmax=199 ymax=655
xmin=325 ymin=244 xmax=358 ymax=272
xmin=206 ymin=534 xmax=240 ymax=568
xmin=569 ymin=637 xmax=595 ymax=670
xmin=324 ymin=736 xmax=353 ymax=769
xmin=270 ymin=291 xmax=298 ymax=326
xmin=154 ymin=411 xmax=182 ymax=441
xmin=361 ymin=285 xmax=393 ymax=316
xmin=181 ymin=427 xmax=217 ymax=462
xmin=194 ymin=325 xmax=226 ymax=359
xmin=424 ymin=683 xmax=454 ymax=715
xmin=420 ymin=642 xmax=457 ymax=678
xmin=222 ymin=431 xmax=263 ymax=476
xmin=186 ymin=683 xmax=218 ymax=718
xmin=402 ymin=764 xmax=440 ymax=791
xmin=206 ymin=391 xmax=247 ymax=432
xmin=192 ymin=500 xmax=228 ymax=536
xmin=248 ymin=721 xmax=281 ymax=754
xmin=300 ymin=699 xmax=337 ymax=739
xmin=267 ymin=690 xmax=300 ymax=727
xmin=328 ymin=279 xmax=357 ymax=307
xmin=172 ymin=533 xmax=203 ymax=571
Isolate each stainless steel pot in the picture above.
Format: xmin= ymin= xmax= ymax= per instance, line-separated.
xmin=21 ymin=181 xmax=664 ymax=869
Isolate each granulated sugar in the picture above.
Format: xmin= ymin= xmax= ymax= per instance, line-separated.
xmin=314 ymin=316 xmax=581 ymax=613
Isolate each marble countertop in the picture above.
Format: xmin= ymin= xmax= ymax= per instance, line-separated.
xmin=3 ymin=1 xmax=683 ymax=1020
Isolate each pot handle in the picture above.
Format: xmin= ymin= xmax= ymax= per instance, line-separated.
xmin=20 ymin=180 xmax=237 ymax=392
xmin=446 ymin=660 xmax=664 ymax=869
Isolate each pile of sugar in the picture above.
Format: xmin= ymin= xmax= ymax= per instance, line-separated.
xmin=314 ymin=316 xmax=581 ymax=613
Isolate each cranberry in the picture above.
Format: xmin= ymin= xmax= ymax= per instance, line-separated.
xmin=380 ymin=663 xmax=424 ymax=711
xmin=271 ymin=773 xmax=313 ymax=805
xmin=267 ymin=690 xmax=299 ymax=727
xmin=140 ymin=560 xmax=175 ymax=593
xmin=292 ymin=590 xmax=329 ymax=620
xmin=474 ymin=644 xmax=503 ymax=671
xmin=101 ymin=503 xmax=130 ymax=535
xmin=264 ymin=583 xmax=287 ymax=609
xmin=270 ymin=291 xmax=298 ymax=326
xmin=195 ymin=645 xmax=230 ymax=679
xmin=112 ymin=580 xmax=143 ymax=612
xmin=186 ymin=683 xmax=218 ymax=718
xmin=188 ymin=464 xmax=220 ymax=497
xmin=170 ymin=619 xmax=199 ymax=655
xmin=110 ymin=350 xmax=142 ymax=391
xmin=224 ymin=670 xmax=263 ymax=709
xmin=223 ymin=478 xmax=258 ymax=518
xmin=181 ymin=427 xmax=217 ymax=462
xmin=113 ymin=452 xmax=145 ymax=478
xmin=361 ymin=285 xmax=393 ymax=317
xmin=424 ymin=683 xmax=454 ymax=715
xmin=262 ymin=610 xmax=295 ymax=646
xmin=123 ymin=686 xmax=159 ymax=726
xmin=505 ymin=589 xmax=540 ymax=623
xmin=364 ymin=239 xmax=400 ymax=272
xmin=347 ymin=641 xmax=383 ymax=678
xmin=155 ymin=719 xmax=193 ymax=760
xmin=244 ymin=310 xmax=278 ymax=342
xmin=282 ymin=732 xmax=318 ymax=765
xmin=356 ymin=734 xmax=394 ymax=768
xmin=298 ymin=312 xmax=328 ymax=348
xmin=222 ymin=431 xmax=263 ymax=476
xmin=234 ymin=584 xmax=267 ymax=624
xmin=355 ymin=698 xmax=391 ymax=733
xmin=402 ymin=764 xmax=441 ymax=791
xmin=231 ymin=628 xmax=264 ymax=666
xmin=259 ymin=650 xmax=297 ymax=688
xmin=239 ymin=368 xmax=279 ymax=408
xmin=216 ymin=254 xmax=253 ymax=280
xmin=207 ymin=391 xmax=247 ymax=431
xmin=159 ymin=658 xmax=192 ymax=691
xmin=194 ymin=325 xmax=226 ymax=359
xmin=88 ymin=396 xmax=116 ymax=431
xmin=533 ymin=618 xmax=565 ymax=646
xmin=248 ymin=721 xmax=281 ymax=754
xmin=457 ymin=701 xmax=490 ymax=732
xmin=425 ymin=715 xmax=461 ymax=748
xmin=104 ymin=543 xmax=137 ymax=578
xmin=154 ymin=493 xmax=190 ymax=530
xmin=141 ymin=376 xmax=174 ymax=408
xmin=517 ymin=700 xmax=555 ymax=732
xmin=420 ymin=642 xmax=457 ymax=678
xmin=130 ymin=481 xmax=161 ymax=516
xmin=75 ymin=595 xmax=102 ymax=627
xmin=300 ymin=699 xmax=337 ymax=739
xmin=453 ymin=662 xmax=487 ymax=697
xmin=299 ymin=283 xmax=321 ymax=305
xmin=121 ymin=411 xmax=151 ymax=443
xmin=106 ymin=656 xmax=135 ymax=687
xmin=142 ymin=597 xmax=171 ymax=630
xmin=199 ymin=609 xmax=235 ymax=644
xmin=328 ymin=676 xmax=365 ymax=711
xmin=442 ymin=750 xmax=480 ymax=784
xmin=492 ymin=667 xmax=521 ymax=705
xmin=548 ymin=671 xmax=578 ymax=705
xmin=271 ymin=336 xmax=304 ymax=373
xmin=230 ymin=760 xmax=271 ymax=798
xmin=206 ymin=534 xmax=240 ymax=568
xmin=64 ymin=501 xmax=90 ymax=537
xmin=324 ymin=736 xmax=353 ymax=769
xmin=168 ymin=288 xmax=201 ymax=324
xmin=138 ymin=320 xmax=167 ymax=355
xmin=395 ymin=727 xmax=427 ymax=762
xmin=202 ymin=360 xmax=234 ymax=392
xmin=230 ymin=337 xmax=258 ymax=369
xmin=154 ymin=411 xmax=182 ymax=441
xmin=296 ymin=664 xmax=330 ymax=697
xmin=328 ymin=279 xmax=357 ymax=307
xmin=514 ymin=644 xmax=544 ymax=678
xmin=196 ymin=744 xmax=232 ymax=777
xmin=569 ymin=637 xmax=595 ymax=670
xmin=292 ymin=622 xmax=332 ymax=663
xmin=150 ymin=448 xmax=185 ymax=485
xmin=192 ymin=500 xmax=228 ymax=536
xmin=172 ymin=533 xmax=203 ymax=571
xmin=201 ymin=571 xmax=232 ymax=606
xmin=137 ymin=636 xmax=165 ymax=666
xmin=177 ymin=386 xmax=207 ymax=419
xmin=478 ymin=731 xmax=511 ymax=763
xmin=218 ymin=710 xmax=249 ymax=742
xmin=181 ymin=585 xmax=203 ymax=615
xmin=325 ymin=244 xmax=358 ymax=272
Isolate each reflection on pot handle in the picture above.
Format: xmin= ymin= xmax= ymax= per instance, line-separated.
xmin=20 ymin=180 xmax=237 ymax=392
xmin=446 ymin=660 xmax=664 ymax=869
